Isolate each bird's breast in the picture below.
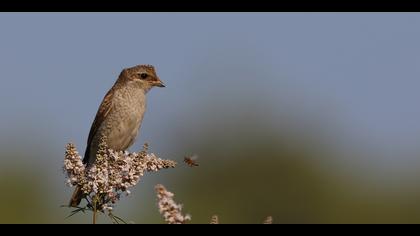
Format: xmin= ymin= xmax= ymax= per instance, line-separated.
xmin=100 ymin=89 xmax=146 ymax=151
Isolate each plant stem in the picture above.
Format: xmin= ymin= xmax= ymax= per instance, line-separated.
xmin=93 ymin=197 xmax=97 ymax=224
xmin=93 ymin=209 xmax=97 ymax=224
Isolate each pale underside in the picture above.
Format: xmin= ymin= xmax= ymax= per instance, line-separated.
xmin=84 ymin=81 xmax=147 ymax=165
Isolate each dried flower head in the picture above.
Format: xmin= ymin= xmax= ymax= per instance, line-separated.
xmin=210 ymin=215 xmax=219 ymax=224
xmin=64 ymin=138 xmax=176 ymax=213
xmin=64 ymin=143 xmax=86 ymax=186
xmin=263 ymin=216 xmax=273 ymax=224
xmin=155 ymin=184 xmax=191 ymax=224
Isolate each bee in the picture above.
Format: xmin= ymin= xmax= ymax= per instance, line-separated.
xmin=184 ymin=155 xmax=199 ymax=167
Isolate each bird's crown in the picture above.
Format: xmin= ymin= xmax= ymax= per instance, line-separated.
xmin=125 ymin=64 xmax=157 ymax=76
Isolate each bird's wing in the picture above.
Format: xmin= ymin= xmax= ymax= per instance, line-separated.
xmin=82 ymin=87 xmax=114 ymax=164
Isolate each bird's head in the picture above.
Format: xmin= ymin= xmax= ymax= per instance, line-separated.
xmin=120 ymin=64 xmax=165 ymax=90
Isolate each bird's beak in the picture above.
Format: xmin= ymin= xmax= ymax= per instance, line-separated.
xmin=153 ymin=77 xmax=166 ymax=88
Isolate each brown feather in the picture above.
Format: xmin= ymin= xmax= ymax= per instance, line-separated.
xmin=69 ymin=186 xmax=84 ymax=207
xmin=82 ymin=82 xmax=117 ymax=164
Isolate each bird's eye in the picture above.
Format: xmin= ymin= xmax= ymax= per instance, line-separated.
xmin=139 ymin=73 xmax=148 ymax=79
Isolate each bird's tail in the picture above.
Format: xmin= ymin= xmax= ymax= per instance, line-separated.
xmin=69 ymin=186 xmax=84 ymax=207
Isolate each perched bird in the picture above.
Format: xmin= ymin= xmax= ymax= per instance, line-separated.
xmin=69 ymin=64 xmax=165 ymax=207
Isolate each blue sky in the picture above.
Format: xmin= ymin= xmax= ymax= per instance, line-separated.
xmin=1 ymin=13 xmax=420 ymax=173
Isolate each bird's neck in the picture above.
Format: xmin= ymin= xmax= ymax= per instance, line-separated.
xmin=122 ymin=80 xmax=151 ymax=94
xmin=110 ymin=81 xmax=147 ymax=107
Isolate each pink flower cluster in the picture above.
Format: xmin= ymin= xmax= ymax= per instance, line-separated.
xmin=64 ymin=141 xmax=176 ymax=211
xmin=155 ymin=184 xmax=191 ymax=224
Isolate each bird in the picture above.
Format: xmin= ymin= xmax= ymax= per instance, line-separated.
xmin=69 ymin=64 xmax=165 ymax=207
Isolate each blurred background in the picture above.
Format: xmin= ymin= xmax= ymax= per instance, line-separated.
xmin=1 ymin=13 xmax=420 ymax=223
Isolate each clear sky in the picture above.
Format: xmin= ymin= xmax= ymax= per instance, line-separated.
xmin=1 ymin=13 xmax=420 ymax=174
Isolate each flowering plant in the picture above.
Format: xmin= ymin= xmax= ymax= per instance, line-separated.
xmin=63 ymin=136 xmax=176 ymax=223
